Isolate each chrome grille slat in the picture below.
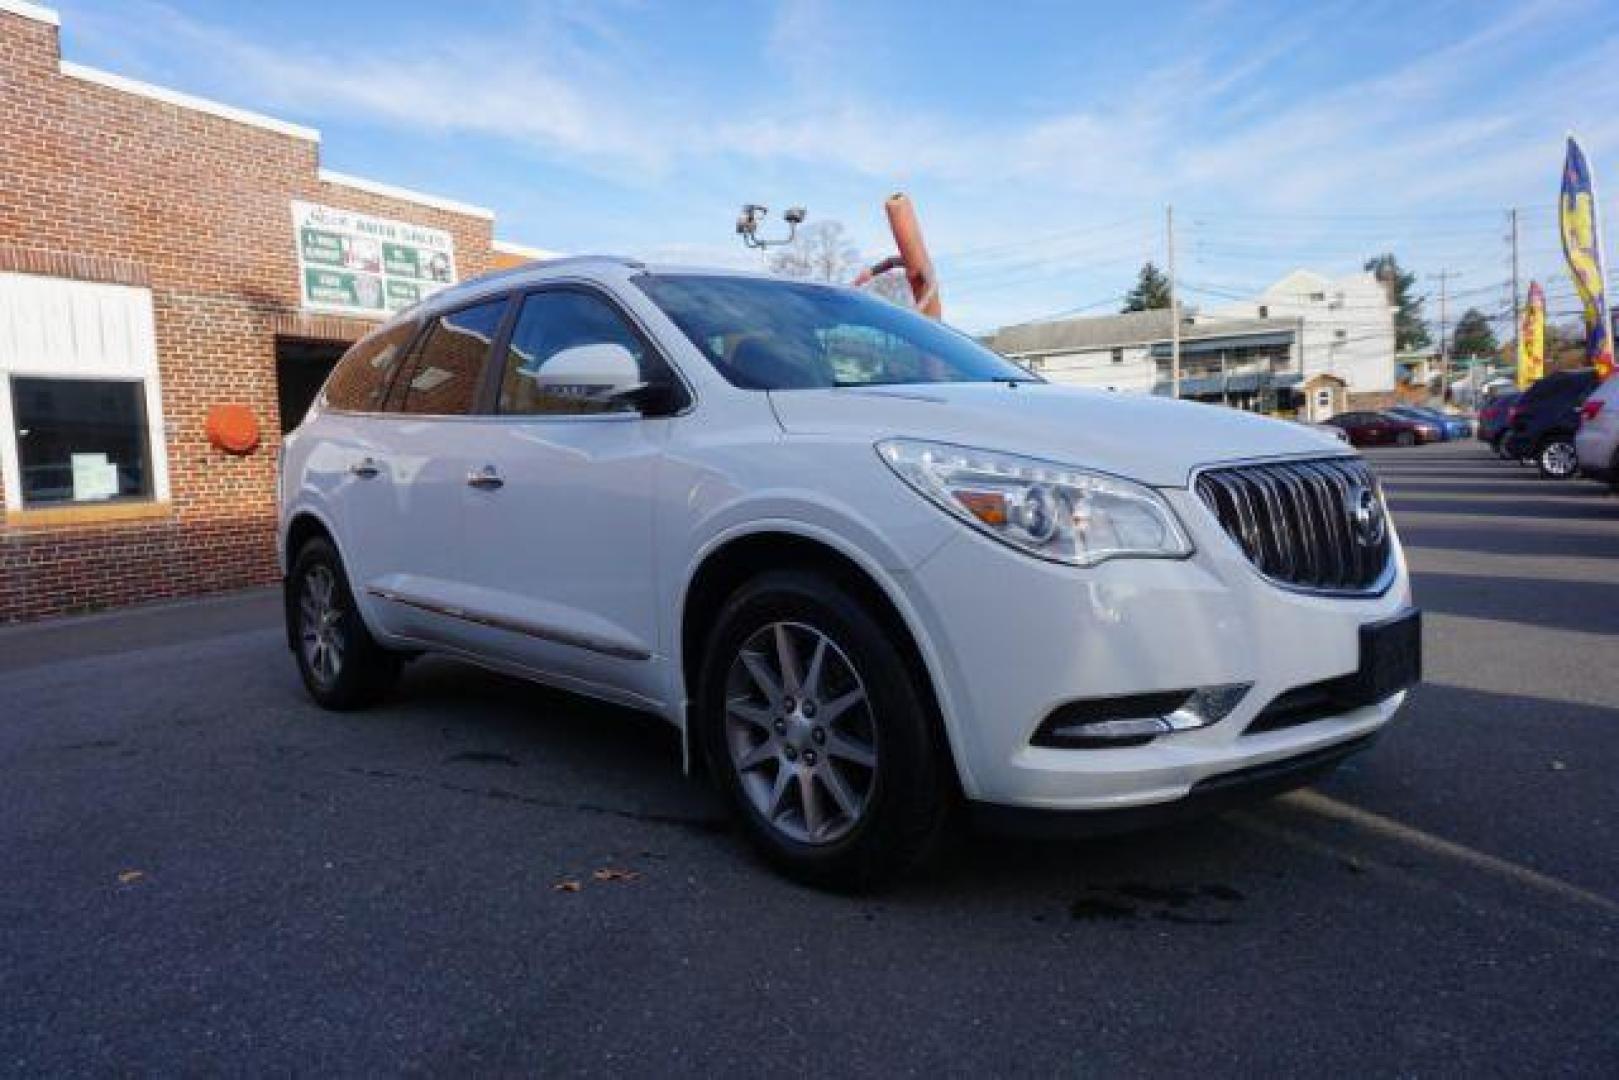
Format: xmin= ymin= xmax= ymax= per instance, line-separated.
xmin=1277 ymin=464 xmax=1320 ymax=586
xmin=1194 ymin=457 xmax=1392 ymax=594
xmin=1299 ymin=463 xmax=1349 ymax=588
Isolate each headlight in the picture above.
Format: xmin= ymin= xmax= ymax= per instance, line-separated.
xmin=876 ymin=439 xmax=1192 ymax=566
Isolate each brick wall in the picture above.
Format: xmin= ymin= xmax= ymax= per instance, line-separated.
xmin=0 ymin=7 xmax=496 ymax=621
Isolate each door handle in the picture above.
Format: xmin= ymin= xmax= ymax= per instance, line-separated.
xmin=349 ymin=457 xmax=380 ymax=479
xmin=466 ymin=465 xmax=505 ymax=491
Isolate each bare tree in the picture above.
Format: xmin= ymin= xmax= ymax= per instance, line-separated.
xmin=768 ymin=219 xmax=916 ymax=307
xmin=769 ymin=220 xmax=861 ymax=282
xmin=864 ymin=269 xmax=915 ymax=307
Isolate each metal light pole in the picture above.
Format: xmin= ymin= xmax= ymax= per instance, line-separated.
xmin=1167 ymin=204 xmax=1180 ymax=399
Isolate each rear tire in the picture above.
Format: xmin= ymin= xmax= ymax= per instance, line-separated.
xmin=697 ymin=569 xmax=954 ymax=891
xmin=1395 ymin=431 xmax=1416 ymax=447
xmin=286 ymin=537 xmax=401 ymax=709
xmin=1537 ymin=438 xmax=1578 ymax=480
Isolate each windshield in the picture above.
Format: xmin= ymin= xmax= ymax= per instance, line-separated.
xmin=634 ymin=273 xmax=1038 ymax=390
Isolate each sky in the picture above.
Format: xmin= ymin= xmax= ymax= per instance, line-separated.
xmin=50 ymin=0 xmax=1619 ymax=335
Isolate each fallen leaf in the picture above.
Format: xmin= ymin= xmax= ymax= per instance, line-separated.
xmin=553 ymin=879 xmax=582 ymax=893
xmin=116 ymin=870 xmax=145 ymax=885
xmin=592 ymin=867 xmax=641 ymax=883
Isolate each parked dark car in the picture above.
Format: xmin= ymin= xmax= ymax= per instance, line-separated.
xmin=1322 ymin=410 xmax=1430 ymax=447
xmin=1504 ymin=369 xmax=1601 ymax=478
xmin=1476 ymin=391 xmax=1521 ymax=456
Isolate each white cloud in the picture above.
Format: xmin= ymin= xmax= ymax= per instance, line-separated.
xmin=55 ymin=0 xmax=1619 ymax=330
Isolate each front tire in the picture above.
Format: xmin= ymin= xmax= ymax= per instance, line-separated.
xmin=697 ymin=570 xmax=953 ymax=891
xmin=1537 ymin=438 xmax=1578 ymax=480
xmin=1395 ymin=431 xmax=1416 ymax=447
xmin=287 ymin=537 xmax=401 ymax=709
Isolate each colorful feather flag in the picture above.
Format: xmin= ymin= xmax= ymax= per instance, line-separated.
xmin=1518 ymin=281 xmax=1545 ymax=389
xmin=1559 ymin=136 xmax=1615 ymax=379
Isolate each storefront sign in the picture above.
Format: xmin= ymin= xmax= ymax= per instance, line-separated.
xmin=291 ymin=201 xmax=457 ymax=317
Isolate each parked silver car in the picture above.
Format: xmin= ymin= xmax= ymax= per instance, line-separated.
xmin=1574 ymin=375 xmax=1619 ymax=490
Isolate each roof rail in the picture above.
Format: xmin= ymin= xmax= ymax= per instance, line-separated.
xmin=453 ymin=254 xmax=646 ymax=292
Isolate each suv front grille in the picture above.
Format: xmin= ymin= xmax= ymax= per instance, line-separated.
xmin=1194 ymin=457 xmax=1392 ymax=594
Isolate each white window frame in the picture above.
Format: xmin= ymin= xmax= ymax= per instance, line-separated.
xmin=0 ymin=274 xmax=172 ymax=513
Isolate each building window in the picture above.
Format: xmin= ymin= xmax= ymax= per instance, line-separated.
xmin=10 ymin=378 xmax=152 ymax=506
xmin=1111 ymin=347 xmax=1124 ymax=364
xmin=1315 ymin=388 xmax=1333 ymax=411
xmin=1334 ymin=329 xmax=1347 ymax=340
xmin=1258 ymin=305 xmax=1268 ymax=318
xmin=0 ymin=274 xmax=170 ymax=514
xmin=1309 ymin=291 xmax=1326 ymax=301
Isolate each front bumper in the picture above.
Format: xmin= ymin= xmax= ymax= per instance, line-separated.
xmin=903 ymin=486 xmax=1414 ymax=813
xmin=971 ymin=733 xmax=1379 ymax=836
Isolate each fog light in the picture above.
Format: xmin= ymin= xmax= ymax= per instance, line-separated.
xmin=1033 ymin=684 xmax=1252 ymax=749
xmin=1165 ymin=683 xmax=1251 ymax=731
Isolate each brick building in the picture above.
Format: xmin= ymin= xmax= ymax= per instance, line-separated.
xmin=0 ymin=0 xmax=541 ymax=621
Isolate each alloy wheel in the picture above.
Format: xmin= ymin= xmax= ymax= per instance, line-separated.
xmin=299 ymin=564 xmax=346 ymax=688
xmin=1541 ymin=441 xmax=1577 ymax=478
xmin=723 ymin=621 xmax=879 ymax=845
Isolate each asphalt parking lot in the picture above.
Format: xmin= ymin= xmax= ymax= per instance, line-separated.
xmin=3 ymin=439 xmax=1616 ymax=1075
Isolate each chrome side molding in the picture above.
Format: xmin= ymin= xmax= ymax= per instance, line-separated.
xmin=365 ymin=586 xmax=650 ymax=662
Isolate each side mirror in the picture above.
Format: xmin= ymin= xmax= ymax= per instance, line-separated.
xmin=526 ymin=344 xmax=647 ymax=407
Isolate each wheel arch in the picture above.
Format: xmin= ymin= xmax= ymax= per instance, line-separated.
xmin=677 ymin=527 xmax=966 ymax=795
xmin=283 ymin=510 xmax=337 ymax=570
xmin=281 ymin=509 xmax=346 ymax=652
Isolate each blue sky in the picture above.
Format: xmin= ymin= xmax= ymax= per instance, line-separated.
xmin=51 ymin=0 xmax=1619 ymax=333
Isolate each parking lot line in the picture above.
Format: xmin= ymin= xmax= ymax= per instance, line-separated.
xmin=1283 ymin=789 xmax=1619 ymax=917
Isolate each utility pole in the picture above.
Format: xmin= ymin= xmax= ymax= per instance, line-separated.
xmin=1167 ymin=204 xmax=1180 ymax=399
xmin=1509 ymin=207 xmax=1521 ymax=363
xmin=1429 ymin=269 xmax=1461 ymax=397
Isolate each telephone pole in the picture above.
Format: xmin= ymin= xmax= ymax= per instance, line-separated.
xmin=1167 ymin=204 xmax=1180 ymax=399
xmin=1429 ymin=269 xmax=1461 ymax=395
xmin=1509 ymin=207 xmax=1521 ymax=351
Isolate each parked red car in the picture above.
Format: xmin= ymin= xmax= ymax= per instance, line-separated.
xmin=1322 ymin=410 xmax=1432 ymax=447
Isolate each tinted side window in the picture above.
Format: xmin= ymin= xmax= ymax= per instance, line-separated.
xmin=322 ymin=321 xmax=417 ymax=412
xmin=498 ymin=290 xmax=652 ymax=416
xmin=393 ymin=299 xmax=507 ymax=416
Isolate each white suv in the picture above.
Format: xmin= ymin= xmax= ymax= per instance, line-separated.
xmin=279 ymin=257 xmax=1420 ymax=888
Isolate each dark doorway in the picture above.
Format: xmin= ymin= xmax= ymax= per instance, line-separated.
xmin=275 ymin=338 xmax=348 ymax=434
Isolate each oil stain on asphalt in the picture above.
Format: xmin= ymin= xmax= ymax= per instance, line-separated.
xmin=1070 ymin=882 xmax=1245 ymax=925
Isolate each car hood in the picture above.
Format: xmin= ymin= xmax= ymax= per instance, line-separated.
xmin=768 ymin=382 xmax=1348 ymax=487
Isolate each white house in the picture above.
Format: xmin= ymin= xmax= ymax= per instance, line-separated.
xmin=1197 ymin=270 xmax=1396 ymax=404
xmin=983 ymin=308 xmax=1305 ymax=413
xmin=983 ymin=269 xmax=1397 ymax=419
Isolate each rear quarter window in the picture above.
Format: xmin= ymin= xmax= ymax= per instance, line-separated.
xmin=322 ymin=321 xmax=419 ymax=412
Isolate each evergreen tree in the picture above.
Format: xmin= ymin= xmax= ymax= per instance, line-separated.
xmin=1450 ymin=307 xmax=1498 ymax=359
xmin=1364 ymin=253 xmax=1431 ymax=350
xmin=1122 ymin=262 xmax=1172 ymax=312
